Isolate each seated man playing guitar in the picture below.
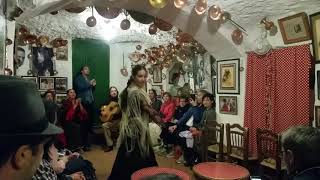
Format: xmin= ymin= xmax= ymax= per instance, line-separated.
xmin=100 ymin=87 xmax=122 ymax=152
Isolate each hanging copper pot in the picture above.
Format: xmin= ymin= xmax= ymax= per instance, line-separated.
xmin=95 ymin=7 xmax=121 ymax=19
xmin=128 ymin=10 xmax=154 ymax=24
xmin=120 ymin=19 xmax=131 ymax=30
xmin=149 ymin=0 xmax=168 ymax=9
xmin=149 ymin=24 xmax=158 ymax=35
xmin=231 ymin=29 xmax=243 ymax=45
xmin=5 ymin=38 xmax=12 ymax=45
xmin=136 ymin=45 xmax=142 ymax=50
xmin=154 ymin=18 xmax=172 ymax=31
xmin=38 ymin=36 xmax=49 ymax=46
xmin=194 ymin=0 xmax=207 ymax=15
xmin=17 ymin=25 xmax=29 ymax=37
xmin=23 ymin=35 xmax=37 ymax=45
xmin=120 ymin=68 xmax=128 ymax=77
xmin=65 ymin=7 xmax=86 ymax=13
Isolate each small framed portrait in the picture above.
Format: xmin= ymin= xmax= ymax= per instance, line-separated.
xmin=278 ymin=12 xmax=311 ymax=44
xmin=151 ymin=85 xmax=163 ymax=96
xmin=21 ymin=76 xmax=38 ymax=86
xmin=39 ymin=77 xmax=55 ymax=90
xmin=55 ymin=77 xmax=68 ymax=91
xmin=310 ymin=12 xmax=320 ymax=62
xmin=217 ymin=59 xmax=240 ymax=94
xmin=219 ymin=96 xmax=237 ymax=115
xmin=55 ymin=46 xmax=68 ymax=61
xmin=56 ymin=93 xmax=67 ymax=105
xmin=153 ymin=65 xmax=162 ymax=83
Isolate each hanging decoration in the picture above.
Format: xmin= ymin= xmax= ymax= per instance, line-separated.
xmin=208 ymin=5 xmax=222 ymax=20
xmin=5 ymin=38 xmax=12 ymax=46
xmin=38 ymin=36 xmax=49 ymax=46
xmin=65 ymin=7 xmax=86 ymax=13
xmin=95 ymin=7 xmax=121 ymax=19
xmin=194 ymin=0 xmax=207 ymax=15
xmin=128 ymin=10 xmax=154 ymax=24
xmin=231 ymin=29 xmax=243 ymax=45
xmin=149 ymin=24 xmax=158 ymax=35
xmin=120 ymin=10 xmax=131 ymax=30
xmin=174 ymin=0 xmax=188 ymax=9
xmin=154 ymin=18 xmax=173 ymax=31
xmin=136 ymin=45 xmax=142 ymax=50
xmin=86 ymin=7 xmax=97 ymax=27
xmin=149 ymin=0 xmax=168 ymax=9
xmin=120 ymin=53 xmax=128 ymax=76
xmin=260 ymin=17 xmax=278 ymax=36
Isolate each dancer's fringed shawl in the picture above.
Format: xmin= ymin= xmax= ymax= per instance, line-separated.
xmin=117 ymin=85 xmax=152 ymax=158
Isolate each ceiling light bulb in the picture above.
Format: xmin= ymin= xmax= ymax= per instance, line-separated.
xmin=194 ymin=0 xmax=207 ymax=15
xmin=174 ymin=0 xmax=187 ymax=9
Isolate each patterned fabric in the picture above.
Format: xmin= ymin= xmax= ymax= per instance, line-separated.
xmin=244 ymin=44 xmax=311 ymax=156
xmin=32 ymin=159 xmax=58 ymax=180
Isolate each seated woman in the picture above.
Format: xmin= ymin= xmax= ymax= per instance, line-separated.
xmin=100 ymin=86 xmax=122 ymax=152
xmin=62 ymin=89 xmax=88 ymax=152
xmin=169 ymin=90 xmax=207 ymax=166
xmin=32 ymin=138 xmax=94 ymax=180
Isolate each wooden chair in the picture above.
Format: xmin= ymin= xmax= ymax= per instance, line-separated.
xmin=226 ymin=123 xmax=256 ymax=167
xmin=256 ymin=128 xmax=285 ymax=180
xmin=205 ymin=121 xmax=227 ymax=162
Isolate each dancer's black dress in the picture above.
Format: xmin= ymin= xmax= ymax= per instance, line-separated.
xmin=108 ymin=85 xmax=159 ymax=180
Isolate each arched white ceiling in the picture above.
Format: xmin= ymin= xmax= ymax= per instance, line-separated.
xmin=15 ymin=0 xmax=320 ymax=59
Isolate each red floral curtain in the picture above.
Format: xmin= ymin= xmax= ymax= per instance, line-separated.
xmin=244 ymin=44 xmax=311 ymax=156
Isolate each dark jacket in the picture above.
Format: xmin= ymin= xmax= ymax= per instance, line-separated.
xmin=292 ymin=167 xmax=320 ymax=180
xmin=199 ymin=107 xmax=216 ymax=128
xmin=74 ymin=74 xmax=94 ymax=104
xmin=151 ymin=99 xmax=162 ymax=112
xmin=177 ymin=105 xmax=205 ymax=127
xmin=174 ymin=104 xmax=191 ymax=120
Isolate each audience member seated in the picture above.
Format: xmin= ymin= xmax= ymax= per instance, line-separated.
xmin=159 ymin=95 xmax=190 ymax=157
xmin=169 ymin=90 xmax=207 ymax=166
xmin=0 ymin=76 xmax=62 ymax=180
xmin=158 ymin=92 xmax=177 ymax=156
xmin=282 ymin=126 xmax=320 ymax=180
xmin=32 ymin=138 xmax=97 ymax=180
xmin=61 ymin=89 xmax=89 ymax=152
xmin=100 ymin=86 xmax=122 ymax=152
xmin=149 ymin=89 xmax=162 ymax=112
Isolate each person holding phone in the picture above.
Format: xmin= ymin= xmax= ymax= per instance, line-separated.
xmin=74 ymin=65 xmax=96 ymax=151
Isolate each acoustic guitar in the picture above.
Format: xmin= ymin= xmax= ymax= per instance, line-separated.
xmin=100 ymin=101 xmax=120 ymax=123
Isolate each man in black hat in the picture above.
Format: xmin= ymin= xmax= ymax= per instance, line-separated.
xmin=0 ymin=75 xmax=63 ymax=180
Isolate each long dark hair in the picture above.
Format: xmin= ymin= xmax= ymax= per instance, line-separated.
xmin=120 ymin=65 xmax=147 ymax=110
xmin=106 ymin=86 xmax=119 ymax=104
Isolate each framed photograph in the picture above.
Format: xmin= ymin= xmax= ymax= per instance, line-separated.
xmin=31 ymin=47 xmax=55 ymax=76
xmin=151 ymin=85 xmax=163 ymax=96
xmin=169 ymin=62 xmax=182 ymax=84
xmin=55 ymin=46 xmax=68 ymax=61
xmin=21 ymin=76 xmax=38 ymax=85
xmin=278 ymin=12 xmax=311 ymax=44
xmin=217 ymin=59 xmax=240 ymax=94
xmin=310 ymin=12 xmax=320 ymax=62
xmin=153 ymin=65 xmax=162 ymax=83
xmin=56 ymin=93 xmax=67 ymax=105
xmin=55 ymin=77 xmax=68 ymax=91
xmin=219 ymin=96 xmax=237 ymax=115
xmin=39 ymin=77 xmax=55 ymax=90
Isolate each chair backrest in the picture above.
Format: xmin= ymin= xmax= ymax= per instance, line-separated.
xmin=226 ymin=123 xmax=249 ymax=160
xmin=206 ymin=121 xmax=224 ymax=154
xmin=256 ymin=128 xmax=281 ymax=168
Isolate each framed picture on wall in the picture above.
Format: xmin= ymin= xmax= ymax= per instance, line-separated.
xmin=39 ymin=77 xmax=55 ymax=90
xmin=278 ymin=12 xmax=311 ymax=44
xmin=56 ymin=93 xmax=67 ymax=105
xmin=55 ymin=46 xmax=68 ymax=61
xmin=151 ymin=85 xmax=163 ymax=96
xmin=219 ymin=96 xmax=237 ymax=115
xmin=217 ymin=59 xmax=240 ymax=94
xmin=21 ymin=76 xmax=38 ymax=86
xmin=310 ymin=12 xmax=320 ymax=62
xmin=55 ymin=77 xmax=68 ymax=91
xmin=153 ymin=65 xmax=162 ymax=83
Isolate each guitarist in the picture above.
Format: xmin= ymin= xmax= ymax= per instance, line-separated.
xmin=100 ymin=86 xmax=122 ymax=152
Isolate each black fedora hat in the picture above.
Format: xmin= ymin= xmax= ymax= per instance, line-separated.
xmin=0 ymin=75 xmax=62 ymax=137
